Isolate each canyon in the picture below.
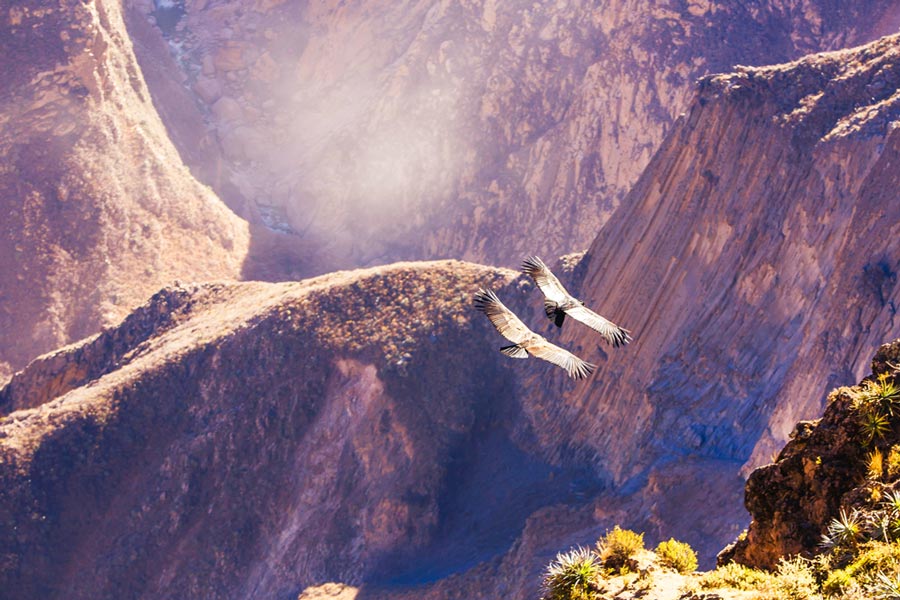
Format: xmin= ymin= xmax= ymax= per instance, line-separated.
xmin=3 ymin=0 xmax=900 ymax=598
xmin=129 ymin=0 xmax=900 ymax=269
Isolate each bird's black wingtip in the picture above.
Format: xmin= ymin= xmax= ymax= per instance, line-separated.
xmin=473 ymin=287 xmax=500 ymax=312
xmin=521 ymin=255 xmax=546 ymax=273
xmin=607 ymin=327 xmax=633 ymax=348
xmin=571 ymin=360 xmax=597 ymax=380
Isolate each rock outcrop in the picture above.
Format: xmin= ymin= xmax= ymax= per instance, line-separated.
xmin=721 ymin=340 xmax=900 ymax=569
xmin=508 ymin=31 xmax=900 ymax=562
xmin=0 ymin=0 xmax=252 ymax=380
xmin=128 ymin=0 xmax=900 ymax=268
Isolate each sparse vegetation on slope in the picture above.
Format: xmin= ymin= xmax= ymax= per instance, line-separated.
xmin=0 ymin=260 xmax=525 ymax=599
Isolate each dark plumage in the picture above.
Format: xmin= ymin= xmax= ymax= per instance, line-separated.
xmin=522 ymin=256 xmax=632 ymax=348
xmin=474 ymin=288 xmax=595 ymax=380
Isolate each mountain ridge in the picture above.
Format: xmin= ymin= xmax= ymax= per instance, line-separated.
xmin=0 ymin=0 xmax=252 ymax=380
xmin=2 ymin=259 xmax=583 ymax=599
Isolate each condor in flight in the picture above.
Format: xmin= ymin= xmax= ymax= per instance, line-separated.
xmin=522 ymin=256 xmax=632 ymax=348
xmin=474 ymin=288 xmax=595 ymax=380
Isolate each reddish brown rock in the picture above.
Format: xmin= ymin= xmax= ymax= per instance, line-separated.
xmin=211 ymin=95 xmax=244 ymax=122
xmin=192 ymin=76 xmax=223 ymax=104
xmin=131 ymin=0 xmax=900 ymax=268
xmin=0 ymin=0 xmax=251 ymax=379
xmin=213 ymin=40 xmax=252 ymax=71
xmin=721 ymin=340 xmax=900 ymax=569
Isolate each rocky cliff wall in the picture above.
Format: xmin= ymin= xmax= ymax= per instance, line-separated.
xmin=720 ymin=341 xmax=900 ymax=569
xmin=0 ymin=0 xmax=252 ymax=379
xmin=510 ymin=31 xmax=900 ymax=556
xmin=127 ymin=0 xmax=900 ymax=269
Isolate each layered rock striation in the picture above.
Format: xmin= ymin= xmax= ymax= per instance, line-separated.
xmin=128 ymin=0 xmax=900 ymax=268
xmin=0 ymin=0 xmax=252 ymax=379
xmin=509 ymin=31 xmax=900 ymax=559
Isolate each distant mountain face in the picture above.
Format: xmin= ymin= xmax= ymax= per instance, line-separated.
xmin=128 ymin=0 xmax=900 ymax=268
xmin=520 ymin=30 xmax=900 ymax=552
xmin=0 ymin=0 xmax=252 ymax=379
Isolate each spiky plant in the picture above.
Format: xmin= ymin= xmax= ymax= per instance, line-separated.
xmin=869 ymin=491 xmax=900 ymax=542
xmin=853 ymin=373 xmax=900 ymax=414
xmin=869 ymin=513 xmax=897 ymax=543
xmin=860 ymin=409 xmax=892 ymax=446
xmin=541 ymin=546 xmax=601 ymax=600
xmin=873 ymin=373 xmax=900 ymax=408
xmin=873 ymin=570 xmax=900 ymax=599
xmin=822 ymin=508 xmax=864 ymax=549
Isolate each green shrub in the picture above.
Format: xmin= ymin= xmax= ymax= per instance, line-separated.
xmin=597 ymin=526 xmax=644 ymax=573
xmin=886 ymin=447 xmax=900 ymax=480
xmin=822 ymin=568 xmax=854 ymax=597
xmin=770 ymin=556 xmax=822 ymax=600
xmin=841 ymin=542 xmax=900 ymax=580
xmin=654 ymin=538 xmax=698 ymax=574
xmin=541 ymin=546 xmax=601 ymax=600
xmin=698 ymin=562 xmax=774 ymax=591
xmin=817 ymin=541 xmax=900 ymax=597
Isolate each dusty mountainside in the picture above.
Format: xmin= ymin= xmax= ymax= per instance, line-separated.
xmin=0 ymin=0 xmax=254 ymax=381
xmin=127 ymin=0 xmax=900 ymax=269
xmin=504 ymin=30 xmax=900 ymax=564
xmin=0 ymin=260 xmax=620 ymax=599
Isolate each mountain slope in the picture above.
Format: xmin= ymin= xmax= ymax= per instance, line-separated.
xmin=0 ymin=0 xmax=251 ymax=380
xmin=129 ymin=0 xmax=900 ymax=268
xmin=0 ymin=260 xmax=605 ymax=599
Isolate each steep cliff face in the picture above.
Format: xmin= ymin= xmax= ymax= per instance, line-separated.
xmin=0 ymin=0 xmax=251 ymax=379
xmin=720 ymin=341 xmax=900 ymax=570
xmin=127 ymin=0 xmax=900 ymax=269
xmin=0 ymin=260 xmax=615 ymax=599
xmin=511 ymin=31 xmax=900 ymax=556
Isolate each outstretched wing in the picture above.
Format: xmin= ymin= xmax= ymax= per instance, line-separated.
xmin=525 ymin=338 xmax=596 ymax=380
xmin=523 ymin=255 xmax=632 ymax=347
xmin=473 ymin=288 xmax=532 ymax=344
xmin=522 ymin=256 xmax=569 ymax=304
xmin=563 ymin=305 xmax=632 ymax=348
xmin=475 ymin=288 xmax=597 ymax=379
